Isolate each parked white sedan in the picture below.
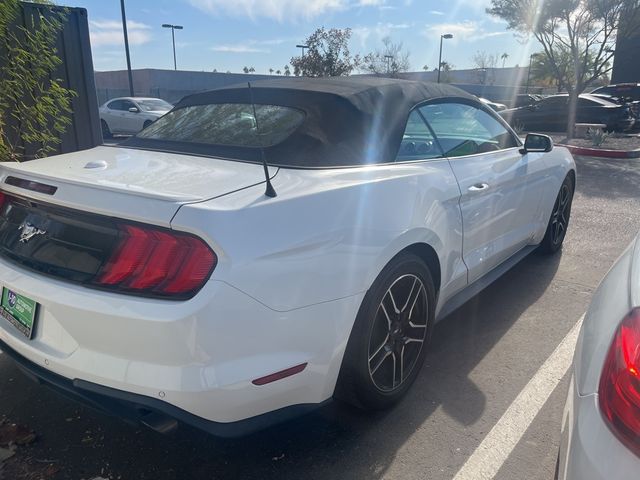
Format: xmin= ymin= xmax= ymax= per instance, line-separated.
xmin=99 ymin=97 xmax=172 ymax=137
xmin=0 ymin=77 xmax=575 ymax=436
xmin=557 ymin=233 xmax=640 ymax=479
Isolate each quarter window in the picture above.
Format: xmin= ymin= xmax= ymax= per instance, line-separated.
xmin=396 ymin=110 xmax=443 ymax=161
xmin=419 ymin=102 xmax=519 ymax=157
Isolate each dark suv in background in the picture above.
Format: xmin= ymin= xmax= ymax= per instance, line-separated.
xmin=591 ymin=83 xmax=640 ymax=101
xmin=591 ymin=84 xmax=640 ymax=128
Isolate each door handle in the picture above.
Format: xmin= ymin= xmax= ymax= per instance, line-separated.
xmin=468 ymin=183 xmax=490 ymax=192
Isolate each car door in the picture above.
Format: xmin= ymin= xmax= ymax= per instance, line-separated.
xmin=104 ymin=100 xmax=126 ymax=133
xmin=420 ymin=101 xmax=545 ymax=283
xmin=118 ymin=99 xmax=143 ymax=133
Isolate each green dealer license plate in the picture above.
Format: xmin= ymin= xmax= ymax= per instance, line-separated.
xmin=0 ymin=288 xmax=38 ymax=339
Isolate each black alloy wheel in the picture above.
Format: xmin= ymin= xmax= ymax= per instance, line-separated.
xmin=335 ymin=252 xmax=436 ymax=410
xmin=540 ymin=175 xmax=574 ymax=253
xmin=368 ymin=274 xmax=428 ymax=392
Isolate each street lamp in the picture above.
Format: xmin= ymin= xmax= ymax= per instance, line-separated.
xmin=162 ymin=23 xmax=184 ymax=70
xmin=120 ymin=0 xmax=134 ymax=96
xmin=525 ymin=53 xmax=537 ymax=93
xmin=296 ymin=44 xmax=309 ymax=56
xmin=437 ymin=33 xmax=453 ymax=84
xmin=384 ymin=55 xmax=393 ymax=74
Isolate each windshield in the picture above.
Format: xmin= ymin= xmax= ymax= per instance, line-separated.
xmin=136 ymin=99 xmax=173 ymax=111
xmin=136 ymin=103 xmax=305 ymax=147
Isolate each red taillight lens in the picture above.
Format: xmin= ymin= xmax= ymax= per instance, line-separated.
xmin=96 ymin=224 xmax=216 ymax=298
xmin=599 ymin=307 xmax=640 ymax=456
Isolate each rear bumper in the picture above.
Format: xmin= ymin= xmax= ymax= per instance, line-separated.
xmin=0 ymin=338 xmax=327 ymax=437
xmin=557 ymin=373 xmax=640 ymax=479
xmin=0 ymin=257 xmax=363 ymax=425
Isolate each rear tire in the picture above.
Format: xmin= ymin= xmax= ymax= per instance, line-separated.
xmin=539 ymin=175 xmax=574 ymax=254
xmin=335 ymin=252 xmax=436 ymax=410
xmin=100 ymin=119 xmax=112 ymax=139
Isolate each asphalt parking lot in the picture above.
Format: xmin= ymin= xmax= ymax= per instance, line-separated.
xmin=1 ymin=154 xmax=640 ymax=480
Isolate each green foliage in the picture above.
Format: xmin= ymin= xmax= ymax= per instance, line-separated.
xmin=587 ymin=127 xmax=609 ymax=147
xmin=290 ymin=27 xmax=360 ymax=77
xmin=0 ymin=0 xmax=76 ymax=162
xmin=488 ymin=0 xmax=640 ymax=137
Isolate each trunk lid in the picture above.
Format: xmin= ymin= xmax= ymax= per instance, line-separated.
xmin=0 ymin=146 xmax=272 ymax=227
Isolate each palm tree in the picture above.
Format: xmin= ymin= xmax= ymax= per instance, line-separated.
xmin=501 ymin=52 xmax=509 ymax=68
xmin=269 ymin=68 xmax=274 ymax=75
xmin=276 ymin=69 xmax=282 ymax=75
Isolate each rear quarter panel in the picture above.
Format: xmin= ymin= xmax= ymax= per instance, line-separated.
xmin=171 ymin=160 xmax=466 ymax=315
xmin=575 ymin=235 xmax=636 ymax=396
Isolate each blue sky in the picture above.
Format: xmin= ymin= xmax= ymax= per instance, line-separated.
xmin=63 ymin=0 xmax=537 ymax=74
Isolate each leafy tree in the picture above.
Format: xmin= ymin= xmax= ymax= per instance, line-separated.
xmin=242 ymin=66 xmax=249 ymax=74
xmin=290 ymin=27 xmax=360 ymax=77
xmin=0 ymin=0 xmax=76 ymax=161
xmin=248 ymin=66 xmax=255 ymax=73
xmin=361 ymin=36 xmax=410 ymax=76
xmin=488 ymin=0 xmax=640 ymax=137
xmin=422 ymin=64 xmax=429 ymax=71
xmin=276 ymin=69 xmax=281 ymax=75
xmin=284 ymin=65 xmax=291 ymax=76
xmin=269 ymin=68 xmax=274 ymax=75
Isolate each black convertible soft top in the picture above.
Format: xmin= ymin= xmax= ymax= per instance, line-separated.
xmin=124 ymin=76 xmax=476 ymax=167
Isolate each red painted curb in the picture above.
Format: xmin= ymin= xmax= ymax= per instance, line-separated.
xmin=556 ymin=143 xmax=640 ymax=159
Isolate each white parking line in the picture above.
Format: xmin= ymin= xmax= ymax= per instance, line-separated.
xmin=452 ymin=315 xmax=584 ymax=480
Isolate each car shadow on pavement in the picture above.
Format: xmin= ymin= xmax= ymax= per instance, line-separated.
xmin=1 ymin=250 xmax=562 ymax=480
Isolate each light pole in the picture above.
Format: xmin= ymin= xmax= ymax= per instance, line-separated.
xmin=384 ymin=55 xmax=393 ymax=74
xmin=437 ymin=33 xmax=453 ymax=83
xmin=525 ymin=53 xmax=536 ymax=93
xmin=162 ymin=23 xmax=183 ymax=70
xmin=120 ymin=0 xmax=134 ymax=96
xmin=296 ymin=44 xmax=309 ymax=57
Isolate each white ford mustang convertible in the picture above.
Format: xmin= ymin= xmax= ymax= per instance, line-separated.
xmin=0 ymin=77 xmax=575 ymax=436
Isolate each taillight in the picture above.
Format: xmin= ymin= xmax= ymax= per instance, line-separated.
xmin=599 ymin=307 xmax=640 ymax=456
xmin=95 ymin=223 xmax=216 ymax=298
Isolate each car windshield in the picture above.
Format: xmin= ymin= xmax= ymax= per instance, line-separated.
xmin=136 ymin=99 xmax=173 ymax=111
xmin=136 ymin=103 xmax=305 ymax=147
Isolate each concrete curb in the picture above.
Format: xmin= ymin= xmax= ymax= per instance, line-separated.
xmin=556 ymin=143 xmax=640 ymax=159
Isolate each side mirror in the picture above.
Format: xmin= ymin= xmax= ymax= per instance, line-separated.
xmin=128 ymin=107 xmax=139 ymax=113
xmin=520 ymin=133 xmax=553 ymax=154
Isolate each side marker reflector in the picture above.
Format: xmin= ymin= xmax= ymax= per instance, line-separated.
xmin=252 ymin=363 xmax=307 ymax=386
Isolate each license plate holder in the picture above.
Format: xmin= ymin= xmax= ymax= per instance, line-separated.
xmin=0 ymin=287 xmax=38 ymax=339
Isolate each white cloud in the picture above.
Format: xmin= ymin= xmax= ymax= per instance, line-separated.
xmin=188 ymin=0 xmax=344 ymax=22
xmin=423 ymin=20 xmax=508 ymax=42
xmin=353 ymin=22 xmax=411 ymax=46
xmin=429 ymin=10 xmax=445 ymax=15
xmin=211 ymin=44 xmax=270 ymax=53
xmin=89 ymin=19 xmax=152 ymax=47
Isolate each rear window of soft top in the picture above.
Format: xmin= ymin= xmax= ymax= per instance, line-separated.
xmin=136 ymin=103 xmax=305 ymax=148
